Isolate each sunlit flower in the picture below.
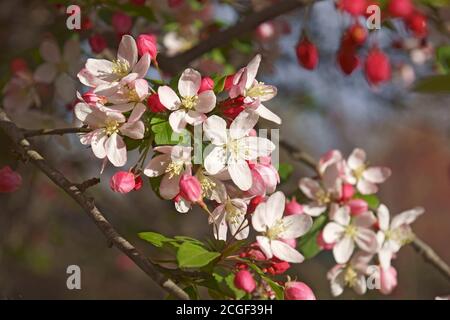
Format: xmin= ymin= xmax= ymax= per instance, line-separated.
xmin=210 ymin=197 xmax=249 ymax=241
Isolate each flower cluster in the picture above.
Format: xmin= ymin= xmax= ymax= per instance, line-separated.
xmin=296 ymin=148 xmax=423 ymax=296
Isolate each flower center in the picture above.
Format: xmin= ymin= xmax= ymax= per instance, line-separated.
xmin=197 ymin=171 xmax=216 ymax=198
xmin=225 ymin=200 xmax=244 ymax=225
xmin=165 ymin=160 xmax=184 ymax=178
xmin=266 ymin=220 xmax=285 ymax=240
xmin=246 ymin=82 xmax=274 ymax=98
xmin=385 ymin=226 xmax=414 ymax=246
xmin=344 ymin=224 xmax=358 ymax=239
xmin=127 ymin=88 xmax=140 ymax=102
xmin=315 ymin=189 xmax=330 ymax=205
xmin=105 ymin=120 xmax=119 ymax=136
xmin=181 ymin=95 xmax=198 ymax=110
xmin=353 ymin=164 xmax=366 ymax=180
xmin=344 ymin=267 xmax=358 ymax=288
xmin=112 ymin=59 xmax=130 ymax=77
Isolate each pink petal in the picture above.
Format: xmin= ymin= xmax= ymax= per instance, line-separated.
xmin=363 ymin=166 xmax=391 ymax=183
xmin=195 ymin=90 xmax=216 ymax=113
xmin=158 ymin=86 xmax=180 ymax=111
xmin=118 ymin=35 xmax=137 ymax=68
xmin=333 ymin=236 xmax=355 ymax=264
xmin=169 ymin=109 xmax=187 ymax=133
xmin=271 ymin=239 xmax=304 ymax=263
xmin=347 ymin=148 xmax=366 ymax=170
xmin=178 ymin=68 xmax=201 ymax=97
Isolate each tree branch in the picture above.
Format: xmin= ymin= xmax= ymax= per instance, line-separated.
xmin=158 ymin=0 xmax=319 ymax=74
xmin=279 ymin=139 xmax=450 ymax=282
xmin=0 ymin=108 xmax=190 ymax=300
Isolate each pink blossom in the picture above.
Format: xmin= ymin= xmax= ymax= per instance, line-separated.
xmin=199 ymin=77 xmax=214 ymax=93
xmin=0 ymin=166 xmax=22 ymax=193
xmin=284 ymin=281 xmax=316 ymax=300
xmin=348 ymin=199 xmax=369 ymax=216
xmin=112 ymin=12 xmax=133 ymax=35
xmin=234 ymin=270 xmax=256 ymax=293
xmin=340 ymin=183 xmax=355 ymax=201
xmin=110 ymin=171 xmax=136 ymax=193
xmin=380 ymin=266 xmax=398 ymax=295
xmin=137 ymin=34 xmax=158 ymax=60
xmin=179 ymin=173 xmax=202 ymax=203
xmin=317 ymin=230 xmax=334 ymax=250
xmin=285 ymin=197 xmax=303 ymax=215
xmin=147 ymin=93 xmax=166 ymax=113
xmin=89 ymin=34 xmax=107 ymax=54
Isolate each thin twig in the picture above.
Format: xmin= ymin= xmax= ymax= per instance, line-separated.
xmin=158 ymin=0 xmax=320 ymax=74
xmin=0 ymin=108 xmax=189 ymax=300
xmin=75 ymin=177 xmax=101 ymax=192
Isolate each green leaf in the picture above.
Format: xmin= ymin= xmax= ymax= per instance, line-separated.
xmin=176 ymin=242 xmax=220 ymax=268
xmin=150 ymin=115 xmax=189 ymax=145
xmin=224 ymin=274 xmax=246 ymax=300
xmin=262 ymin=276 xmax=284 ymax=300
xmin=297 ymin=215 xmax=328 ymax=259
xmin=413 ymin=74 xmax=450 ymax=93
xmin=278 ymin=163 xmax=294 ymax=183
xmin=123 ymin=136 xmax=142 ymax=151
xmin=138 ymin=231 xmax=173 ymax=247
xmin=213 ymin=75 xmax=227 ymax=94
xmin=437 ymin=45 xmax=450 ymax=74
xmin=354 ymin=193 xmax=380 ymax=210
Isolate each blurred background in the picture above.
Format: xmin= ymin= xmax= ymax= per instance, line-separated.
xmin=0 ymin=0 xmax=449 ymax=299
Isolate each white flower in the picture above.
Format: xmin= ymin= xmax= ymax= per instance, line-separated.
xmin=211 ymin=198 xmax=249 ymax=241
xmin=143 ymin=146 xmax=192 ymax=200
xmin=323 ymin=206 xmax=378 ymax=264
xmin=229 ymin=54 xmax=281 ymax=124
xmin=252 ymin=192 xmax=313 ymax=263
xmin=34 ymin=38 xmax=81 ymax=102
xmin=74 ymin=104 xmax=144 ymax=167
xmin=376 ymin=204 xmax=424 ymax=269
xmin=327 ymin=251 xmax=373 ymax=297
xmin=78 ymin=35 xmax=150 ymax=94
xmin=345 ymin=148 xmax=391 ymax=195
xmin=158 ymin=68 xmax=216 ymax=133
xmin=203 ymin=111 xmax=275 ymax=191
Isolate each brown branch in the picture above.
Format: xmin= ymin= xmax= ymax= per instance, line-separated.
xmin=0 ymin=108 xmax=189 ymax=300
xmin=22 ymin=127 xmax=91 ymax=138
xmin=158 ymin=0 xmax=320 ymax=74
xmin=279 ymin=139 xmax=450 ymax=282
xmin=411 ymin=236 xmax=450 ymax=281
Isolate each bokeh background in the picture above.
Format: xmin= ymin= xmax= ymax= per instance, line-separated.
xmin=0 ymin=0 xmax=449 ymax=299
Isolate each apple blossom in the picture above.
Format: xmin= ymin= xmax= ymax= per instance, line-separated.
xmin=379 ymin=266 xmax=398 ymax=295
xmin=143 ymin=145 xmax=192 ymax=200
xmin=210 ymin=197 xmax=249 ymax=241
xmin=78 ymin=35 xmax=150 ymax=94
xmin=158 ymin=68 xmax=216 ymax=133
xmin=203 ymin=111 xmax=275 ymax=191
xmin=179 ymin=173 xmax=202 ymax=203
xmin=234 ymin=270 xmax=256 ymax=293
xmin=376 ymin=204 xmax=424 ymax=269
xmin=74 ymin=104 xmax=144 ymax=167
xmin=252 ymin=192 xmax=312 ymax=263
xmin=345 ymin=148 xmax=391 ymax=195
xmin=284 ymin=281 xmax=316 ymax=300
xmin=322 ymin=206 xmax=378 ymax=264
xmin=137 ymin=34 xmax=158 ymax=60
xmin=348 ymin=199 xmax=369 ymax=216
xmin=0 ymin=166 xmax=22 ymax=193
xmin=110 ymin=171 xmax=136 ymax=193
xmin=229 ymin=54 xmax=281 ymax=125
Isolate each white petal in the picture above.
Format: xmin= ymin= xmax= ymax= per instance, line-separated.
xmin=363 ymin=167 xmax=391 ymax=183
xmin=134 ymin=79 xmax=149 ymax=100
xmin=143 ymin=154 xmax=170 ymax=177
xmin=105 ymin=133 xmax=127 ymax=167
xmin=303 ymin=203 xmax=327 ymax=217
xmin=377 ymin=204 xmax=390 ymax=231
xmin=203 ymin=115 xmax=227 ymax=145
xmin=175 ymin=198 xmax=191 ymax=213
xmin=298 ymin=177 xmax=321 ymax=200
xmin=333 ymin=205 xmax=351 ymax=225
xmin=257 ymin=85 xmax=277 ymax=102
xmin=120 ymin=120 xmax=144 ymax=139
xmin=91 ymin=130 xmax=107 ymax=159
xmin=357 ymin=179 xmax=378 ymax=195
xmin=353 ymin=275 xmax=367 ymax=295
xmin=159 ymin=173 xmax=181 ymax=200
xmin=378 ymin=247 xmax=393 ymax=269
xmin=85 ymin=59 xmax=115 ymax=82
xmin=238 ymin=136 xmax=275 ymax=160
xmin=280 ymin=214 xmax=313 ymax=239
xmin=390 ymin=207 xmax=424 ymax=229
xmin=330 ymin=269 xmax=345 ymax=297
xmin=348 ymin=148 xmax=366 ymax=170
xmin=255 ymin=103 xmax=281 ymax=124
xmin=185 ymin=110 xmax=206 ymax=125
xmin=34 ymin=63 xmax=57 ymax=83
xmin=128 ymin=102 xmax=147 ymax=123
xmin=323 ymin=222 xmax=345 ymax=244
xmin=169 ymin=109 xmax=187 ymax=133
xmin=353 ymin=211 xmax=376 ymax=228
xmin=333 ymin=236 xmax=355 ymax=264
xmin=212 ymin=205 xmax=227 ymax=241
xmin=256 ymin=236 xmax=272 ymax=259
xmin=245 ymin=54 xmax=261 ymax=89
xmin=252 ymin=202 xmax=267 ymax=232
xmin=271 ymin=240 xmax=304 ymax=263
xmin=195 ymin=90 xmax=216 ymax=113
xmin=204 ymin=146 xmax=226 ymax=175
xmin=118 ymin=35 xmax=137 ymax=68
xmin=132 ymin=53 xmax=150 ymax=78
xmin=264 ymin=191 xmax=285 ymax=226
xmin=158 ymin=86 xmax=181 ymax=111
xmin=355 ymin=228 xmax=378 ymax=253
xmin=55 ymin=73 xmax=76 ymax=103
xmin=178 ymin=68 xmax=201 ymax=97
xmin=228 ymin=159 xmax=252 ymax=191
xmin=230 ymin=110 xmax=259 ymax=140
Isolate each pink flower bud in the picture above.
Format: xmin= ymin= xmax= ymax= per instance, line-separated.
xmin=380 ymin=266 xmax=398 ymax=295
xmin=179 ymin=174 xmax=202 ymax=203
xmin=223 ymin=74 xmax=235 ymax=91
xmin=147 ymin=93 xmax=166 ymax=112
xmin=284 ymin=281 xmax=316 ymax=300
xmin=198 ymin=77 xmax=214 ymax=93
xmin=134 ymin=176 xmax=143 ymax=191
xmin=247 ymin=195 xmax=265 ymax=214
xmin=110 ymin=171 xmax=136 ymax=194
xmin=341 ymin=183 xmax=355 ymax=201
xmin=285 ymin=197 xmax=303 ymax=215
xmin=137 ymin=34 xmax=158 ymax=59
xmin=82 ymin=90 xmax=106 ymax=106
xmin=348 ymin=199 xmax=369 ymax=216
xmin=269 ymin=260 xmax=290 ymax=275
xmin=247 ymin=247 xmax=267 ymax=261
xmin=296 ymin=36 xmax=319 ymax=70
xmin=317 ymin=230 xmax=334 ymax=250
xmin=234 ymin=270 xmax=256 ymax=293
xmin=0 ymin=166 xmax=22 ymax=193
xmin=112 ymin=12 xmax=133 ymax=35
xmin=89 ymin=34 xmax=107 ymax=54
xmin=10 ymin=58 xmax=28 ymax=74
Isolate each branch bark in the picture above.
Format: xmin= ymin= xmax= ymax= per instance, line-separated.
xmin=158 ymin=0 xmax=319 ymax=74
xmin=279 ymin=139 xmax=450 ymax=282
xmin=0 ymin=108 xmax=190 ymax=300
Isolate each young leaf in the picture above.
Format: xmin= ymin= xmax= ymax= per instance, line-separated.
xmin=176 ymin=242 xmax=220 ymax=268
xmin=297 ymin=214 xmax=328 ymax=259
xmin=138 ymin=231 xmax=173 ymax=247
xmin=354 ymin=193 xmax=380 ymax=210
xmin=278 ymin=163 xmax=294 ymax=183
